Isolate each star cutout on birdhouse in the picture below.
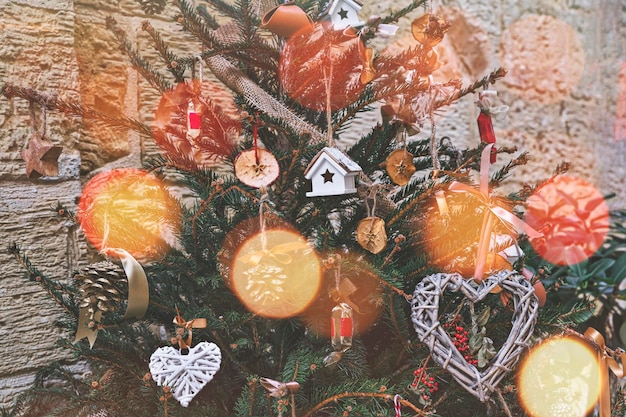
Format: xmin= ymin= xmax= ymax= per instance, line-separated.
xmin=21 ymin=132 xmax=63 ymax=179
xmin=322 ymin=169 xmax=335 ymax=183
xmin=338 ymin=8 xmax=349 ymax=19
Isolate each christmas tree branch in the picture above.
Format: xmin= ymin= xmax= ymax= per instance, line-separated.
xmin=7 ymin=243 xmax=76 ymax=318
xmin=140 ymin=21 xmax=186 ymax=83
xmin=1 ymin=84 xmax=154 ymax=137
xmin=105 ymin=17 xmax=172 ymax=93
xmin=437 ymin=67 xmax=508 ymax=107
xmin=303 ymin=392 xmax=428 ymax=417
xmin=381 ymin=0 xmax=429 ymax=25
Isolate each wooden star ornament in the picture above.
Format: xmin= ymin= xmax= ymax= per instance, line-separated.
xmin=21 ymin=132 xmax=63 ymax=179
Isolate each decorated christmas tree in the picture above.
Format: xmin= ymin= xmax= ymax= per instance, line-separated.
xmin=2 ymin=0 xmax=626 ymax=416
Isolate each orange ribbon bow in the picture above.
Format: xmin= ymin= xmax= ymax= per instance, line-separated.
xmin=173 ymin=307 xmax=207 ymax=350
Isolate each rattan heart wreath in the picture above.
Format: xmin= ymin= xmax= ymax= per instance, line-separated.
xmin=411 ymin=270 xmax=538 ymax=402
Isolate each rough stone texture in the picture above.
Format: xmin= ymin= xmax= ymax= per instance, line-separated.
xmin=0 ymin=0 xmax=625 ymax=409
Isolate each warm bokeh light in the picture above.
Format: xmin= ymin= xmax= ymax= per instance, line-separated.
xmin=231 ymin=228 xmax=322 ymax=318
xmin=422 ymin=192 xmax=515 ymax=277
xmin=301 ymin=254 xmax=382 ymax=338
xmin=518 ymin=335 xmax=601 ymax=417
xmin=500 ymin=15 xmax=584 ymax=103
xmin=525 ymin=175 xmax=609 ymax=266
xmin=153 ymin=80 xmax=241 ymax=168
xmin=279 ymin=23 xmax=366 ymax=111
xmin=78 ymin=168 xmax=180 ymax=260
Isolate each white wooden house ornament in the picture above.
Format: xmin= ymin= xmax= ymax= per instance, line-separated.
xmin=318 ymin=0 xmax=364 ymax=30
xmin=304 ymin=147 xmax=362 ymax=197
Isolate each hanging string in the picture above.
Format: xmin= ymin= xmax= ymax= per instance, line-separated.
xmin=258 ymin=190 xmax=269 ymax=252
xmin=365 ymin=184 xmax=379 ymax=218
xmin=429 ymin=87 xmax=441 ymax=174
xmin=323 ymin=65 xmax=334 ymax=148
xmin=253 ymin=116 xmax=260 ymax=164
xmin=196 ymin=55 xmax=203 ymax=83
xmin=28 ymin=99 xmax=47 ymax=138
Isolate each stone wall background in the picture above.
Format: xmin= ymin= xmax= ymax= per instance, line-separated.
xmin=0 ymin=0 xmax=624 ymax=408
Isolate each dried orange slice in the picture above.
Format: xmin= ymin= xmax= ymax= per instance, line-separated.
xmin=234 ymin=148 xmax=280 ymax=188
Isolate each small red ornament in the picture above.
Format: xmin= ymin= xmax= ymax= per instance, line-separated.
xmin=187 ymin=100 xmax=201 ymax=139
xmin=330 ymin=303 xmax=353 ymax=346
xmin=477 ymin=112 xmax=497 ymax=163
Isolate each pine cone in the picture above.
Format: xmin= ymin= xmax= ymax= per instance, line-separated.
xmin=75 ymin=261 xmax=127 ymax=321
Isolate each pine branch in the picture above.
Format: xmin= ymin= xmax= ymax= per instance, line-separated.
xmin=381 ymin=0 xmax=429 ymax=25
xmin=2 ymin=84 xmax=153 ymax=137
xmin=7 ymin=243 xmax=77 ymax=318
xmin=437 ymin=67 xmax=508 ymax=107
xmin=140 ymin=20 xmax=186 ymax=83
xmin=105 ymin=16 xmax=173 ymax=93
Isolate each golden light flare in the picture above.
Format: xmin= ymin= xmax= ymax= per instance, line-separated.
xmin=422 ymin=192 xmax=514 ymax=277
xmin=230 ymin=228 xmax=322 ymax=319
xmin=300 ymin=254 xmax=383 ymax=338
xmin=518 ymin=335 xmax=602 ymax=417
xmin=77 ymin=168 xmax=180 ymax=260
xmin=525 ymin=175 xmax=609 ymax=266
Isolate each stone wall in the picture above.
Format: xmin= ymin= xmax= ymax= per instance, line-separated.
xmin=0 ymin=0 xmax=624 ymax=408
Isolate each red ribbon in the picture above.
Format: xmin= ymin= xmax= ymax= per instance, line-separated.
xmin=448 ymin=144 xmax=542 ymax=280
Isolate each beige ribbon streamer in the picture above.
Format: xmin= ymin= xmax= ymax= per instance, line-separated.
xmin=448 ymin=144 xmax=542 ymax=280
xmin=106 ymin=248 xmax=149 ymax=320
xmin=583 ymin=327 xmax=626 ymax=417
xmin=74 ymin=309 xmax=102 ymax=349
xmin=74 ymin=249 xmax=148 ymax=348
xmin=260 ymin=377 xmax=300 ymax=417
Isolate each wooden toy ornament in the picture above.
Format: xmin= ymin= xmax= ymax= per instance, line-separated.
xmin=304 ymin=147 xmax=361 ymax=197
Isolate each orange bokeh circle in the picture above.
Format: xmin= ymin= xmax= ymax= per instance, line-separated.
xmin=77 ymin=168 xmax=180 ymax=260
xmin=525 ymin=175 xmax=609 ymax=266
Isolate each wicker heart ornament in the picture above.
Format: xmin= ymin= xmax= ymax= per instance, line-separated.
xmin=149 ymin=342 xmax=222 ymax=407
xmin=411 ymin=270 xmax=538 ymax=401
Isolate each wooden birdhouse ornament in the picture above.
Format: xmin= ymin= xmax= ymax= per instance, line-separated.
xmin=304 ymin=147 xmax=362 ymax=197
xmin=318 ymin=0 xmax=364 ymax=30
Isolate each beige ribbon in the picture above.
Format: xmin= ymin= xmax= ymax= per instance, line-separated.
xmin=448 ymin=144 xmax=542 ymax=280
xmin=74 ymin=248 xmax=148 ymax=348
xmin=173 ymin=308 xmax=207 ymax=350
xmin=260 ymin=377 xmax=300 ymax=417
xmin=583 ymin=327 xmax=626 ymax=417
xmin=260 ymin=377 xmax=300 ymax=397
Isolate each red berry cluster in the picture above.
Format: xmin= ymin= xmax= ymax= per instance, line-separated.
xmin=411 ymin=367 xmax=439 ymax=401
xmin=444 ymin=315 xmax=478 ymax=366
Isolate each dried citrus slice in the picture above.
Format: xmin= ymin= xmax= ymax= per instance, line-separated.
xmin=356 ymin=217 xmax=387 ymax=254
xmin=234 ymin=148 xmax=280 ymax=188
xmin=385 ymin=149 xmax=416 ymax=186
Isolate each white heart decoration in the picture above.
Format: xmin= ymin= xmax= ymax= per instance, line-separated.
xmin=149 ymin=341 xmax=222 ymax=407
xmin=411 ymin=270 xmax=538 ymax=402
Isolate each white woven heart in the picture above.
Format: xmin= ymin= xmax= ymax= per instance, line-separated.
xmin=411 ymin=270 xmax=538 ymax=402
xmin=149 ymin=341 xmax=222 ymax=407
